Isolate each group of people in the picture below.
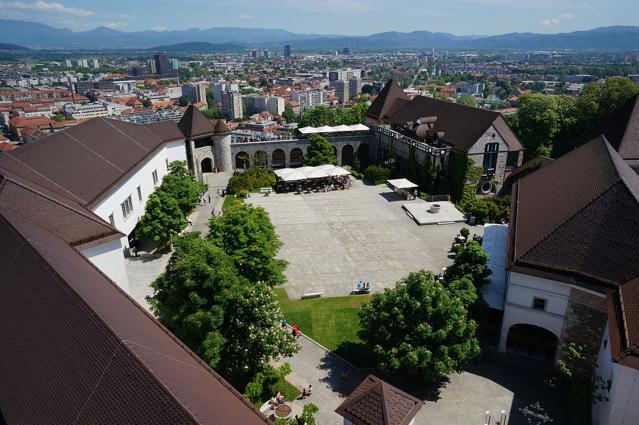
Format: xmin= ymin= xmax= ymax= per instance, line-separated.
xmin=280 ymin=320 xmax=302 ymax=338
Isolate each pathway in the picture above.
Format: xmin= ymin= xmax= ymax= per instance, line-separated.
xmin=273 ymin=335 xmax=366 ymax=424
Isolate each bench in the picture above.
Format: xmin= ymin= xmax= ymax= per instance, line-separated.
xmin=301 ymin=291 xmax=323 ymax=299
xmin=260 ymin=187 xmax=273 ymax=196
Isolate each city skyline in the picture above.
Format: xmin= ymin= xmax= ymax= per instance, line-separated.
xmin=0 ymin=0 xmax=637 ymax=36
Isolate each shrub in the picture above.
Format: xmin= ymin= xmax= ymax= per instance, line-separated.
xmin=227 ymin=167 xmax=276 ymax=195
xmin=363 ymin=165 xmax=391 ymax=185
xmin=460 ymin=227 xmax=470 ymax=239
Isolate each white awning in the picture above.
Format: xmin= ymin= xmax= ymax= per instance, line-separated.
xmin=282 ymin=170 xmax=307 ymax=181
xmin=333 ymin=125 xmax=352 ymax=132
xmin=387 ymin=178 xmax=418 ymax=190
xmin=298 ymin=127 xmax=316 ymax=134
xmin=304 ymin=169 xmax=330 ymax=179
xmin=274 ymin=168 xmax=297 ymax=178
xmin=330 ymin=167 xmax=351 ymax=176
xmin=275 ymin=165 xmax=351 ymax=181
xmin=317 ymin=164 xmax=338 ymax=173
xmin=349 ymin=124 xmax=369 ymax=131
xmin=316 ymin=125 xmax=336 ymax=133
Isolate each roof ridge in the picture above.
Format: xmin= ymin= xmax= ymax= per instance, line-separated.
xmin=101 ymin=117 xmax=151 ymax=153
xmin=379 ymin=380 xmax=393 ymax=425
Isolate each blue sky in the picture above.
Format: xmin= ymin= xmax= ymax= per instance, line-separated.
xmin=0 ymin=0 xmax=637 ymax=35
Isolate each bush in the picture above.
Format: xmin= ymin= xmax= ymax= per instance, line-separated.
xmin=460 ymin=227 xmax=470 ymax=239
xmin=363 ymin=165 xmax=391 ymax=185
xmin=227 ymin=167 xmax=276 ymax=195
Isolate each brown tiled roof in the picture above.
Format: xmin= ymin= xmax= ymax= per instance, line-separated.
xmin=578 ymin=94 xmax=639 ymax=167
xmin=0 ymin=117 xmax=184 ymax=208
xmin=366 ymin=80 xmax=409 ymax=121
xmin=0 ymin=203 xmax=271 ymax=425
xmin=335 ymin=375 xmax=423 ymax=425
xmin=508 ymin=135 xmax=639 ymax=369
xmin=386 ymin=95 xmax=521 ymax=152
xmin=178 ymin=105 xmax=216 ymax=138
xmin=0 ymin=167 xmax=122 ymax=248
xmin=214 ymin=119 xmax=231 ymax=135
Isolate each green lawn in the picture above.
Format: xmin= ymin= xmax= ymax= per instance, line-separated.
xmin=275 ymin=289 xmax=376 ymax=367
xmin=222 ymin=194 xmax=242 ymax=209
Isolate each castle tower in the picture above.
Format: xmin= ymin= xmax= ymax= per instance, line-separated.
xmin=213 ymin=119 xmax=233 ymax=172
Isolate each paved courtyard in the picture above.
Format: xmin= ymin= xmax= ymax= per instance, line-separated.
xmin=249 ymin=180 xmax=483 ymax=298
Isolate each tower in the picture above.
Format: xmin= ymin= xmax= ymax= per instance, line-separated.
xmin=213 ymin=120 xmax=233 ymax=172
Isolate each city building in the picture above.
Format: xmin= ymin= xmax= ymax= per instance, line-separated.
xmin=64 ymin=59 xmax=72 ymax=68
xmin=115 ymin=108 xmax=184 ymax=124
xmin=292 ymin=89 xmax=325 ymax=112
xmin=76 ymin=59 xmax=88 ymax=68
xmin=243 ymin=94 xmax=285 ymax=116
xmin=348 ymin=77 xmax=362 ymax=98
xmin=213 ymin=82 xmax=239 ymax=102
xmin=221 ymin=91 xmax=243 ymax=119
xmin=154 ymin=52 xmax=171 ymax=76
xmin=91 ymin=58 xmax=99 ymax=69
xmin=367 ymin=79 xmax=524 ymax=193
xmin=170 ymin=58 xmax=179 ymax=70
xmin=132 ymin=65 xmax=149 ymax=76
xmin=330 ymin=80 xmax=350 ymax=103
xmin=182 ymin=83 xmax=208 ymax=106
xmin=283 ymin=45 xmax=291 ymax=57
xmin=147 ymin=59 xmax=157 ymax=74
xmin=63 ymin=102 xmax=110 ymax=119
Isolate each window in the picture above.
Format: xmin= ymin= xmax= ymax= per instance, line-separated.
xmin=532 ymin=297 xmax=547 ymax=311
xmin=152 ymin=169 xmax=159 ymax=185
xmin=506 ymin=151 xmax=519 ymax=168
xmin=120 ymin=195 xmax=133 ymax=219
xmin=108 ymin=213 xmax=114 ymax=226
xmin=482 ymin=142 xmax=499 ymax=174
xmin=603 ymin=339 xmax=608 ymax=350
xmin=137 ymin=186 xmax=142 ymax=202
xmin=165 ymin=158 xmax=169 ymax=170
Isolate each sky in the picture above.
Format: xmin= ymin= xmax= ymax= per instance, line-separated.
xmin=0 ymin=0 xmax=637 ymax=35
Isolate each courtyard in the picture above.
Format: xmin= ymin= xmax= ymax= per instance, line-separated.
xmin=249 ymin=179 xmax=482 ymax=299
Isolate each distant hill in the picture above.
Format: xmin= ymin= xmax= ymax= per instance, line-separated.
xmin=1 ymin=18 xmax=637 ymax=50
xmin=0 ymin=42 xmax=30 ymax=51
xmin=148 ymin=42 xmax=246 ymax=53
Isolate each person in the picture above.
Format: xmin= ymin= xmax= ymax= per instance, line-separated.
xmin=340 ymin=363 xmax=350 ymax=381
xmin=305 ymin=385 xmax=312 ymax=397
xmin=275 ymin=391 xmax=284 ymax=405
xmin=208 ymin=193 xmax=211 ymax=203
xmin=280 ymin=319 xmax=288 ymax=329
xmin=292 ymin=324 xmax=300 ymax=338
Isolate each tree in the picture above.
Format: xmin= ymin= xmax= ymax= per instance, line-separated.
xmin=358 ymin=270 xmax=480 ymax=381
xmin=208 ymin=203 xmax=287 ymax=286
xmin=141 ymin=98 xmax=152 ymax=108
xmin=148 ymin=234 xmax=239 ymax=365
xmin=457 ymin=96 xmax=478 ymax=108
xmin=305 ymin=134 xmax=337 ymax=166
xmin=157 ymin=161 xmax=207 ymax=216
xmin=178 ymin=95 xmax=189 ymax=107
xmin=299 ymin=106 xmax=336 ymax=127
xmin=219 ymin=282 xmax=298 ymax=378
xmin=363 ymin=165 xmax=391 ymax=185
xmin=282 ymin=104 xmax=296 ymax=123
xmin=136 ymin=191 xmax=187 ymax=251
xmin=52 ymin=114 xmax=65 ymax=122
xmin=516 ymin=93 xmax=561 ymax=156
xmin=445 ymin=241 xmax=491 ymax=289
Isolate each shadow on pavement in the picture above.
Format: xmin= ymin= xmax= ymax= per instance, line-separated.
xmin=378 ymin=191 xmax=405 ymax=203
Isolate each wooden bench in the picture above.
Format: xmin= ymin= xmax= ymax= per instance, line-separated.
xmin=260 ymin=187 xmax=273 ymax=196
xmin=301 ymin=291 xmax=323 ymax=299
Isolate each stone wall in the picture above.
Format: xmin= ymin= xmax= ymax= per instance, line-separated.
xmin=467 ymin=125 xmax=512 ymax=191
xmin=558 ymin=288 xmax=608 ymax=360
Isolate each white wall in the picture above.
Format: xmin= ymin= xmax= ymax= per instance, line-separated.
xmin=81 ymin=238 xmax=130 ymax=293
xmin=91 ymin=140 xmax=186 ymax=242
xmin=593 ymin=324 xmax=639 ymax=425
xmin=499 ymin=271 xmax=572 ymax=352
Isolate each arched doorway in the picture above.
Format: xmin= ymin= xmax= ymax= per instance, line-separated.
xmin=236 ymin=151 xmax=250 ymax=169
xmin=254 ymin=150 xmax=268 ymax=168
xmin=201 ymin=157 xmax=213 ymax=173
xmin=341 ymin=145 xmax=354 ymax=167
xmin=357 ymin=143 xmax=370 ymax=168
xmin=272 ymin=149 xmax=286 ymax=169
xmin=290 ymin=148 xmax=304 ymax=168
xmin=506 ymin=324 xmax=558 ymax=362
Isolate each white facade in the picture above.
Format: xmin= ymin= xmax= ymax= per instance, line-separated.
xmin=64 ymin=102 xmax=110 ymax=119
xmin=592 ymin=325 xmax=639 ymax=425
xmin=81 ymin=238 xmax=130 ymax=293
xmin=91 ymin=140 xmax=186 ymax=243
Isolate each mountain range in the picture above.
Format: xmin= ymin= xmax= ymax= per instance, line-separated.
xmin=1 ymin=19 xmax=638 ymax=51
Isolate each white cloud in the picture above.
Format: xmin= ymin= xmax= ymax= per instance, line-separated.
xmin=104 ymin=22 xmax=127 ymax=29
xmin=541 ymin=17 xmax=560 ymax=26
xmin=560 ymin=12 xmax=574 ymax=19
xmin=239 ymin=14 xmax=253 ymax=20
xmin=0 ymin=1 xmax=94 ymax=16
xmin=152 ymin=26 xmax=168 ymax=32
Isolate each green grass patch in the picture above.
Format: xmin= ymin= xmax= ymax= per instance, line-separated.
xmin=222 ymin=194 xmax=242 ymax=209
xmin=269 ymin=377 xmax=301 ymax=402
xmin=275 ymin=289 xmax=376 ymax=368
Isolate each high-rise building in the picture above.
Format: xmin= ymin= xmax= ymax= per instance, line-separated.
xmin=77 ymin=59 xmax=88 ymax=68
xmin=132 ymin=66 xmax=149 ymax=76
xmin=91 ymin=59 xmax=99 ymax=69
xmin=283 ymin=45 xmax=291 ymax=58
xmin=213 ymin=82 xmax=239 ymax=101
xmin=242 ymin=95 xmax=285 ymax=116
xmin=221 ymin=92 xmax=243 ymax=119
xmin=342 ymin=47 xmax=351 ymax=55
xmin=64 ymin=59 xmax=72 ymax=68
xmin=263 ymin=50 xmax=269 ymax=58
xmin=147 ymin=59 xmax=157 ymax=74
xmin=330 ymin=80 xmax=350 ymax=103
xmin=153 ymin=52 xmax=170 ymax=75
xmin=169 ymin=58 xmax=179 ymax=70
xmin=348 ymin=77 xmax=362 ymax=98
xmin=292 ymin=89 xmax=325 ymax=112
xmin=182 ymin=83 xmax=208 ymax=106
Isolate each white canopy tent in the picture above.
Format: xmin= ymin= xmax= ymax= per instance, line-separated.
xmin=387 ymin=178 xmax=419 ymax=190
xmin=297 ymin=124 xmax=370 ymax=134
xmin=275 ymin=165 xmax=351 ymax=181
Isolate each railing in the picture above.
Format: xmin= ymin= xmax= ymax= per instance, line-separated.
xmin=230 ymin=134 xmax=370 ymax=146
xmin=376 ymin=126 xmax=451 ymax=157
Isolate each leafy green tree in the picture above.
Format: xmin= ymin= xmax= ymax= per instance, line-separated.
xmin=136 ymin=191 xmax=187 ymax=251
xmin=445 ymin=241 xmax=491 ymax=288
xmin=141 ymin=98 xmax=152 ymax=108
xmin=282 ymin=104 xmax=297 ymax=123
xmin=363 ymin=165 xmax=391 ymax=185
xmin=220 ymin=282 xmax=298 ymax=378
xmin=299 ymin=106 xmax=336 ymax=127
xmin=358 ymin=270 xmax=480 ymax=381
xmin=157 ymin=161 xmax=207 ymax=216
xmin=148 ymin=234 xmax=239 ymax=365
xmin=457 ymin=96 xmax=478 ymax=107
xmin=178 ymin=95 xmax=189 ymax=107
xmin=208 ymin=203 xmax=287 ymax=286
xmin=336 ymin=102 xmax=368 ymax=125
xmin=52 ymin=114 xmax=65 ymax=122
xmin=305 ymin=134 xmax=337 ymax=166
xmin=516 ymin=93 xmax=562 ymax=156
